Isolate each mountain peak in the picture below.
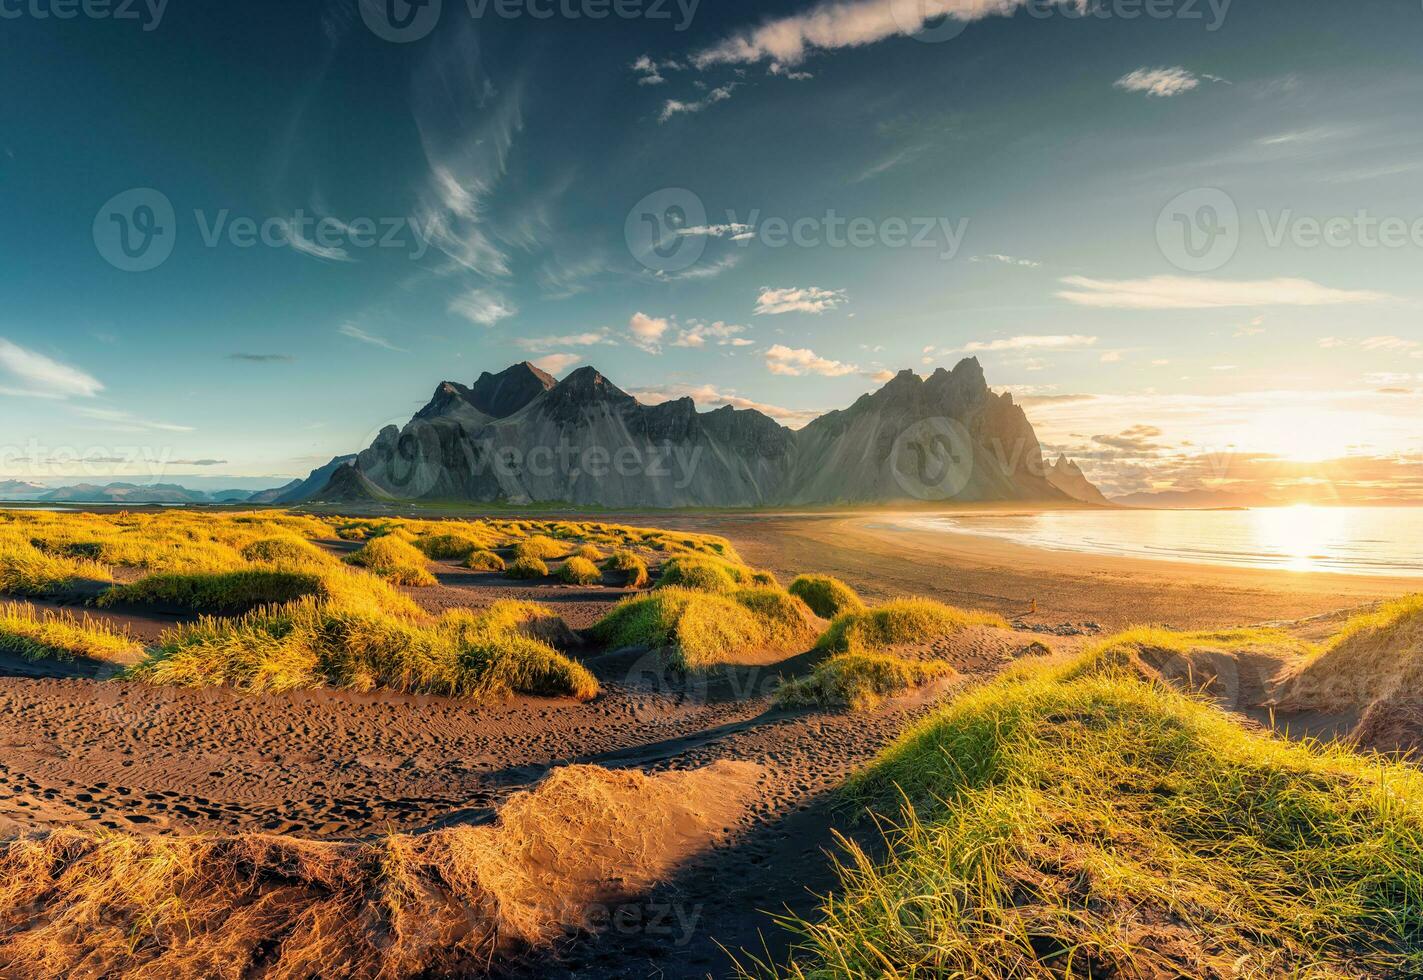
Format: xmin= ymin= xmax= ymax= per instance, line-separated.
xmin=469 ymin=362 xmax=558 ymax=418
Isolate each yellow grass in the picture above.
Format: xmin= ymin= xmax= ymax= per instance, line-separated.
xmin=0 ymin=602 xmax=142 ymax=664
xmin=345 ymin=535 xmax=437 ymax=587
xmin=775 ymin=652 xmax=957 ymax=711
xmin=816 ymin=597 xmax=1008 ymax=654
xmin=558 ymin=556 xmax=602 ymax=585
xmin=788 ymin=574 xmax=866 ymax=619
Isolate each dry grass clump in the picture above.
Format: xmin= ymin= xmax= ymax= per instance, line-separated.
xmin=514 ymin=534 xmax=567 ymax=561
xmin=558 ymin=556 xmax=602 ymax=586
xmin=592 ymin=586 xmax=817 ymax=672
xmin=0 ymin=761 xmax=755 ymax=979
xmin=128 ymin=598 xmax=596 ymax=700
xmin=345 ymin=535 xmax=437 ymax=587
xmin=240 ymin=535 xmax=335 ymax=569
xmin=605 ymin=550 xmax=649 ymax=590
xmin=462 ymin=549 xmax=507 ymax=572
xmin=98 ymin=570 xmax=325 ymax=615
xmin=788 ymin=574 xmax=866 ymax=619
xmin=1278 ymin=593 xmax=1423 ymax=712
xmin=0 ymin=534 xmax=110 ymax=597
xmin=573 ymin=543 xmax=605 ymax=562
xmin=746 ymin=646 xmax=1423 ymax=979
xmin=413 ymin=532 xmax=483 ymax=561
xmin=656 ymin=556 xmax=745 ymax=593
xmin=506 ymin=555 xmax=549 ymax=580
xmin=0 ymin=602 xmax=142 ymax=664
xmin=816 ymin=597 xmax=1007 ymax=655
xmin=776 ymin=653 xmax=957 ymax=712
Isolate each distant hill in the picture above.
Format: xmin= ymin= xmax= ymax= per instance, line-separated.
xmin=1046 ymin=456 xmax=1111 ymax=505
xmin=280 ymin=358 xmax=1103 ymax=508
xmin=0 ymin=480 xmax=46 ymax=498
xmin=37 ymin=482 xmax=212 ymax=504
xmin=1112 ymin=489 xmax=1265 ymax=509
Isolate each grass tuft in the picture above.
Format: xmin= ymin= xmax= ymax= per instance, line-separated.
xmin=558 ymin=556 xmax=602 ymax=586
xmin=605 ymin=550 xmax=650 ymax=590
xmin=776 ymin=652 xmax=957 ymax=712
xmin=462 ymin=550 xmax=507 ymax=572
xmin=816 ymin=597 xmax=1007 ymax=654
xmin=346 ymin=535 xmax=437 ymax=587
xmin=788 ymin=574 xmax=866 ymax=619
xmin=505 ymin=555 xmax=549 ymax=580
xmin=0 ymin=602 xmax=142 ymax=664
xmin=97 ymin=570 xmax=324 ymax=615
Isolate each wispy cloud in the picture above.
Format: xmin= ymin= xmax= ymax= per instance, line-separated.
xmin=1057 ymin=276 xmax=1391 ymax=310
xmin=226 ymin=353 xmax=295 ymax=363
xmin=765 ymin=344 xmax=859 ymax=377
xmin=0 ymin=337 xmax=103 ymax=399
xmin=671 ymin=320 xmax=751 ymax=348
xmin=1114 ymin=67 xmax=1202 ymax=98
xmin=71 ymin=406 xmax=194 ymax=433
xmin=754 ymin=286 xmax=846 ymax=316
xmin=515 ymin=331 xmax=614 ymax=352
xmin=659 ymin=84 xmax=736 ymax=122
xmin=628 ymin=312 xmax=671 ymax=353
xmin=338 ymin=323 xmax=407 ymax=352
xmin=531 ymin=352 xmax=581 ymax=375
xmin=958 ymin=334 xmax=1098 ymax=353
xmin=448 ymin=288 xmax=517 ymax=327
xmin=971 ymin=253 xmax=1041 ymax=268
xmin=694 ymin=0 xmax=1048 ymax=67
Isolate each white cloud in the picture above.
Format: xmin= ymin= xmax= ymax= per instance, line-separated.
xmin=628 ymin=312 xmax=671 ymax=353
xmin=1235 ymin=316 xmax=1266 ymax=337
xmin=672 ymin=320 xmax=751 ymax=348
xmin=338 ymin=323 xmax=407 ymax=353
xmin=1114 ymin=67 xmax=1201 ymax=98
xmin=659 ymin=85 xmax=736 ymax=122
xmin=765 ymin=344 xmax=859 ymax=377
xmin=677 ymin=223 xmax=752 ymax=238
xmin=863 ymin=369 xmax=896 ymax=383
xmin=768 ymin=62 xmax=814 ymax=81
xmin=631 ymin=382 xmax=822 ymax=427
xmin=448 ymin=289 xmax=517 ymax=327
xmin=515 ymin=331 xmax=612 ymax=352
xmin=960 ymin=335 xmax=1099 ymax=353
xmin=1360 ymin=336 xmax=1421 ymax=352
xmin=1100 ymin=351 xmax=1123 ymax=363
xmin=531 ymin=353 xmax=581 ymax=375
xmin=283 ymin=221 xmax=354 ymax=262
xmin=1318 ymin=336 xmax=1349 ymax=349
xmin=971 ymin=253 xmax=1042 ymax=268
xmin=754 ymin=286 xmax=846 ymax=316
xmin=694 ymin=0 xmax=1047 ymax=67
xmin=631 ymin=54 xmax=672 ymax=85
xmin=1057 ymin=276 xmax=1390 ymax=310
xmin=0 ymin=338 xmax=104 ymax=399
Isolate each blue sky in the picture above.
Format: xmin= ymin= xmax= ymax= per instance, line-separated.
xmin=1 ymin=0 xmax=1421 ymax=497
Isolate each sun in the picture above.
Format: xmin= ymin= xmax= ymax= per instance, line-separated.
xmin=1235 ymin=407 xmax=1363 ymax=462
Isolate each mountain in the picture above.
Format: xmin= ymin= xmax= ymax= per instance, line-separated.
xmin=291 ymin=359 xmax=1100 ymax=509
xmin=249 ymin=455 xmax=357 ymax=504
xmin=1112 ymin=489 xmax=1264 ymax=509
xmin=0 ymin=480 xmax=46 ymax=499
xmin=1046 ymin=455 xmax=1111 ymax=505
xmin=38 ymin=483 xmax=211 ymax=504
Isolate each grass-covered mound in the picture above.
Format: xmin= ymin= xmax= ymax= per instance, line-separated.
xmin=817 ymin=597 xmax=1007 ymax=655
xmin=413 ymin=532 xmax=483 ymax=561
xmin=97 ymin=570 xmax=325 ymax=615
xmin=0 ymin=761 xmax=754 ymax=978
xmin=1279 ymin=594 xmax=1423 ymax=713
xmin=506 ymin=555 xmax=549 ymax=580
xmin=656 ymin=555 xmax=762 ymax=594
xmin=0 ymin=603 xmax=142 ymax=664
xmin=558 ymin=556 xmax=602 ymax=585
xmin=573 ymin=543 xmax=605 ymax=562
xmin=128 ymin=598 xmax=597 ymax=700
xmin=514 ymin=534 xmax=567 ymax=561
xmin=776 ymin=652 xmax=957 ymax=712
xmin=605 ymin=550 xmax=650 ymax=590
xmin=240 ymin=535 xmax=336 ymax=569
xmin=0 ymin=534 xmax=110 ymax=597
xmin=462 ymin=549 xmax=506 ymax=572
xmin=592 ymin=586 xmax=817 ymax=672
xmin=788 ymin=574 xmax=866 ymax=619
xmin=345 ymin=535 xmax=437 ymax=587
xmin=751 ymin=644 xmax=1423 ymax=979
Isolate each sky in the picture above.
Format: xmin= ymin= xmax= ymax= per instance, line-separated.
xmin=1 ymin=0 xmax=1420 ymax=500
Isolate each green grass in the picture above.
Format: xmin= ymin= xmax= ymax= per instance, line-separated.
xmin=573 ymin=543 xmax=606 ymax=562
xmin=747 ymin=643 xmax=1423 ymax=978
xmin=775 ymin=652 xmax=957 ymax=712
xmin=127 ymin=598 xmax=597 ymax=700
xmin=558 ymin=556 xmax=602 ymax=585
xmin=788 ymin=575 xmax=866 ymax=620
xmin=240 ymin=536 xmax=335 ymax=569
xmin=0 ymin=536 xmax=110 ymax=597
xmin=97 ymin=570 xmax=325 ymax=615
xmin=0 ymin=602 xmax=142 ymax=664
xmin=1280 ymin=593 xmax=1423 ymax=712
xmin=816 ymin=597 xmax=1008 ymax=655
xmin=656 ymin=556 xmax=746 ymax=593
xmin=345 ymin=535 xmax=438 ymax=587
xmin=604 ymin=550 xmax=650 ymax=589
xmin=591 ymin=586 xmax=816 ymax=672
xmin=462 ymin=550 xmax=507 ymax=572
xmin=412 ymin=532 xmax=484 ymax=561
xmin=513 ymin=535 xmax=566 ymax=561
xmin=505 ymin=555 xmax=549 ymax=580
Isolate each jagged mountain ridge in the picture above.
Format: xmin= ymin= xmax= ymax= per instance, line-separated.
xmin=300 ymin=359 xmax=1103 ymax=508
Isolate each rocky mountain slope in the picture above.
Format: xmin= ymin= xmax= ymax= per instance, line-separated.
xmin=277 ymin=359 xmax=1101 ymax=508
xmin=1046 ymin=455 xmax=1111 ymax=505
